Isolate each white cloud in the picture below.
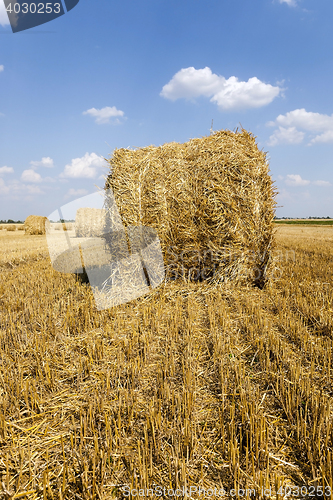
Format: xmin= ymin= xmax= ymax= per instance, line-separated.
xmin=21 ymin=169 xmax=42 ymax=183
xmin=268 ymin=126 xmax=304 ymax=146
xmin=309 ymin=130 xmax=333 ymax=145
xmin=285 ymin=174 xmax=310 ymax=186
xmin=278 ymin=0 xmax=297 ymax=6
xmin=0 ymin=65 xmax=4 ymax=72
xmin=275 ymin=109 xmax=333 ymax=132
xmin=65 ymin=188 xmax=89 ymax=198
xmin=268 ymin=109 xmax=333 ymax=145
xmin=0 ymin=166 xmax=14 ymax=175
xmin=160 ymin=67 xmax=282 ymax=111
xmin=161 ymin=67 xmax=222 ymax=101
xmin=313 ymin=180 xmax=332 ymax=187
xmin=211 ymin=76 xmax=281 ymax=110
xmin=0 ymin=178 xmax=44 ymax=196
xmin=0 ymin=178 xmax=9 ymax=194
xmin=30 ymin=157 xmax=54 ymax=169
xmin=0 ymin=1 xmax=9 ymax=26
xmin=83 ymin=106 xmax=125 ymax=124
xmin=278 ymin=175 xmax=332 ymax=187
xmin=24 ymin=184 xmax=44 ymax=194
xmin=60 ymin=152 xmax=105 ymax=179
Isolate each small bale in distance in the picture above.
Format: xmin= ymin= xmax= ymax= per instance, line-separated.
xmin=6 ymin=225 xmax=16 ymax=232
xmin=24 ymin=215 xmax=50 ymax=235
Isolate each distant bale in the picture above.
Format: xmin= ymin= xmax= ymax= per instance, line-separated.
xmin=6 ymin=225 xmax=16 ymax=232
xmin=54 ymin=222 xmax=72 ymax=231
xmin=17 ymin=225 xmax=24 ymax=231
xmin=75 ymin=208 xmax=107 ymax=237
xmin=24 ymin=215 xmax=50 ymax=235
xmin=105 ymin=128 xmax=277 ymax=288
xmin=63 ymin=222 xmax=73 ymax=231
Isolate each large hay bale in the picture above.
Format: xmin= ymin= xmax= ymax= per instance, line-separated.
xmin=24 ymin=215 xmax=49 ymax=235
xmin=105 ymin=128 xmax=277 ymax=288
xmin=75 ymin=208 xmax=107 ymax=237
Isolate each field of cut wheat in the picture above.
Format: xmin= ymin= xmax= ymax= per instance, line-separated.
xmin=0 ymin=225 xmax=332 ymax=499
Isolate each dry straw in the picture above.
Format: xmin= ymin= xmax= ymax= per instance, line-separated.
xmin=105 ymin=128 xmax=277 ymax=288
xmin=24 ymin=215 xmax=50 ymax=235
xmin=75 ymin=208 xmax=107 ymax=237
xmin=6 ymin=224 xmax=16 ymax=232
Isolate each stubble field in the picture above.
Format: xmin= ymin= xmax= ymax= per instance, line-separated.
xmin=0 ymin=225 xmax=332 ymax=499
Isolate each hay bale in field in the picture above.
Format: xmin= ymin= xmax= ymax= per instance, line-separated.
xmin=75 ymin=208 xmax=107 ymax=237
xmin=6 ymin=224 xmax=16 ymax=231
xmin=24 ymin=215 xmax=50 ymax=235
xmin=105 ymin=128 xmax=277 ymax=288
xmin=17 ymin=225 xmax=24 ymax=231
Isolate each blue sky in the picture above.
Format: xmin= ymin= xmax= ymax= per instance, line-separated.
xmin=0 ymin=0 xmax=332 ymax=220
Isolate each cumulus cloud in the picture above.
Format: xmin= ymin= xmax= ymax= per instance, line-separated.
xmin=21 ymin=169 xmax=42 ymax=183
xmin=65 ymin=188 xmax=89 ymax=198
xmin=309 ymin=130 xmax=333 ymax=145
xmin=0 ymin=166 xmax=14 ymax=175
xmin=0 ymin=176 xmax=45 ymax=196
xmin=278 ymin=175 xmax=332 ymax=187
xmin=285 ymin=174 xmax=310 ymax=186
xmin=161 ymin=67 xmax=221 ymax=101
xmin=30 ymin=157 xmax=54 ymax=169
xmin=60 ymin=152 xmax=105 ymax=179
xmin=268 ymin=109 xmax=333 ymax=145
xmin=160 ymin=67 xmax=282 ymax=111
xmin=268 ymin=126 xmax=305 ymax=146
xmin=83 ymin=106 xmax=125 ymax=124
xmin=0 ymin=178 xmax=9 ymax=194
xmin=313 ymin=180 xmax=332 ymax=187
xmin=278 ymin=0 xmax=297 ymax=6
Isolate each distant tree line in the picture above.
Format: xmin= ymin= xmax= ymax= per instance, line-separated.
xmin=274 ymin=216 xmax=332 ymax=219
xmin=0 ymin=219 xmax=24 ymax=224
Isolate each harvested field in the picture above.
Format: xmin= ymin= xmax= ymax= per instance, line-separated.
xmin=0 ymin=226 xmax=332 ymax=498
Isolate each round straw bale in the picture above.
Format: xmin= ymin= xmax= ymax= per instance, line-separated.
xmin=6 ymin=224 xmax=16 ymax=232
xmin=75 ymin=208 xmax=107 ymax=238
xmin=105 ymin=128 xmax=277 ymax=288
xmin=24 ymin=215 xmax=50 ymax=235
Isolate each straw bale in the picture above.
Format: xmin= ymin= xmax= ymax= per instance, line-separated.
xmin=75 ymin=208 xmax=107 ymax=237
xmin=6 ymin=225 xmax=16 ymax=232
xmin=105 ymin=128 xmax=277 ymax=288
xmin=24 ymin=215 xmax=50 ymax=235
